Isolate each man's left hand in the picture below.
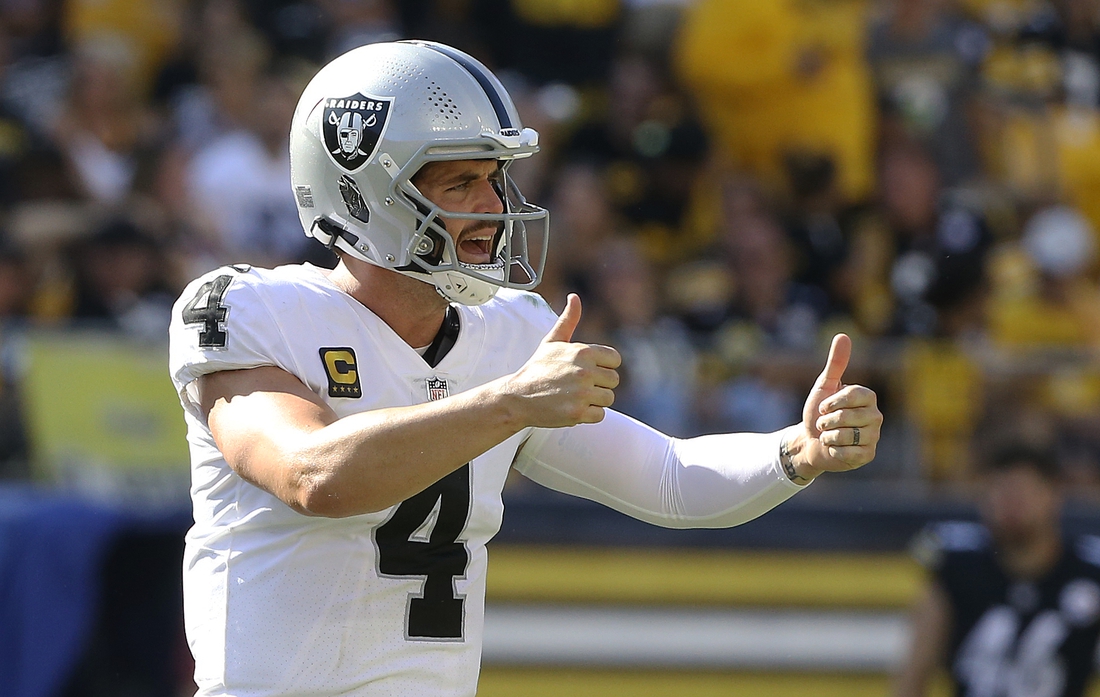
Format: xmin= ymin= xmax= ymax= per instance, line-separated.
xmin=785 ymin=334 xmax=882 ymax=483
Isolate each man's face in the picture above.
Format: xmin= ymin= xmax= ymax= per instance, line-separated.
xmin=981 ymin=464 xmax=1061 ymax=549
xmin=411 ymin=159 xmax=504 ymax=265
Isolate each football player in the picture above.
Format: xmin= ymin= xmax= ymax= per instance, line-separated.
xmin=895 ymin=446 xmax=1100 ymax=697
xmin=169 ymin=41 xmax=882 ymax=696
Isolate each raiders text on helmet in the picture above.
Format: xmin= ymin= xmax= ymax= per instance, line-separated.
xmin=290 ymin=41 xmax=548 ymax=305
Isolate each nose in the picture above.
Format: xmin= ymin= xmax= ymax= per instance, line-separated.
xmin=473 ymin=177 xmax=504 ymax=215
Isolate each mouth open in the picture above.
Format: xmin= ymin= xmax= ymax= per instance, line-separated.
xmin=458 ymin=234 xmax=495 ymax=265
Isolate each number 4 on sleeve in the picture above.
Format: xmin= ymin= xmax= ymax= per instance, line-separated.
xmin=182 ymin=275 xmax=233 ymax=349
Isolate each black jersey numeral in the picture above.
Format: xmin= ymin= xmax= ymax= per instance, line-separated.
xmin=182 ymin=275 xmax=233 ymax=348
xmin=375 ymin=465 xmax=471 ymax=641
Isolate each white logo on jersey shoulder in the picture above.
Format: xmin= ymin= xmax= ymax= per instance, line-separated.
xmin=1060 ymin=578 xmax=1100 ymax=626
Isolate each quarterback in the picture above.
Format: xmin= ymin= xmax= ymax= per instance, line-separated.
xmin=168 ymin=41 xmax=882 ymax=696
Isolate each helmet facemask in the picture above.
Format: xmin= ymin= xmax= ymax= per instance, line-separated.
xmin=388 ymin=148 xmax=549 ymax=305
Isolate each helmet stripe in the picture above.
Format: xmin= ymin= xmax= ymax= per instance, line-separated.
xmin=410 ymin=41 xmax=514 ymax=131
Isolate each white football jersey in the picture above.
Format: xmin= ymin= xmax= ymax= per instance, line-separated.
xmin=168 ymin=263 xmax=556 ymax=697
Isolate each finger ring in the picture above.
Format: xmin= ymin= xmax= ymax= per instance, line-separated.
xmin=852 ymin=427 xmax=861 ymax=447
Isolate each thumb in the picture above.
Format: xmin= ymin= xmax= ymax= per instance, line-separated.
xmin=544 ymin=293 xmax=581 ymax=343
xmin=814 ymin=333 xmax=851 ymax=393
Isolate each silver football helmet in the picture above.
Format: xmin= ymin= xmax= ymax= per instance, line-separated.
xmin=289 ymin=40 xmax=549 ymax=305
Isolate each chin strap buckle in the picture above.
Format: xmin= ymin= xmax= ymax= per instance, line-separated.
xmin=313 ymin=218 xmax=360 ymax=251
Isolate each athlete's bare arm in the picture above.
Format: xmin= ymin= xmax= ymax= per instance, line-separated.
xmin=894 ymin=581 xmax=951 ymax=697
xmin=199 ymin=294 xmax=620 ymax=516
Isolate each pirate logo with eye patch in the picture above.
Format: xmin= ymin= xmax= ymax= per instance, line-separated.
xmin=321 ymin=92 xmax=393 ymax=172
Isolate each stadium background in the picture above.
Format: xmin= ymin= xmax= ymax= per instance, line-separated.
xmin=2 ymin=0 xmax=1100 ymax=694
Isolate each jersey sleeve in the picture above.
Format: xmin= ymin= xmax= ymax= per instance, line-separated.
xmin=514 ymin=411 xmax=805 ymax=529
xmin=169 ymin=268 xmax=296 ymax=411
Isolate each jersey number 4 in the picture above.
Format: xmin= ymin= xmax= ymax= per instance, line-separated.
xmin=376 ymin=465 xmax=471 ymax=641
xmin=182 ymin=275 xmax=233 ymax=348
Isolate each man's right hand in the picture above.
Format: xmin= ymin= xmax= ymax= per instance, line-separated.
xmin=503 ymin=293 xmax=621 ymax=428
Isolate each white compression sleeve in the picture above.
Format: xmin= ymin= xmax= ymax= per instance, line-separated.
xmin=512 ymin=410 xmax=808 ymax=529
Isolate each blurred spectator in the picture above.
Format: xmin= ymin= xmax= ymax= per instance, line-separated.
xmin=895 ymin=444 xmax=1100 ymax=696
xmin=721 ymin=209 xmax=816 ymax=349
xmin=702 ymin=363 xmax=804 ymax=437
xmin=184 ymin=61 xmax=307 ymax=268
xmin=849 ymin=140 xmax=990 ymax=337
xmin=564 ymin=53 xmax=710 ymax=261
xmin=589 ymin=236 xmax=697 ymax=437
xmin=69 ymin=218 xmax=175 ymax=341
xmin=1016 ymin=0 xmax=1100 ymax=107
xmin=0 ymin=0 xmax=67 ymax=137
xmin=709 ymin=178 xmax=829 ymax=351
xmin=686 ymin=182 xmax=817 ymax=436
xmin=867 ymin=0 xmax=989 ymax=185
xmin=902 ymin=338 xmax=984 ymax=482
xmin=317 ymin=0 xmax=400 ymax=59
xmin=0 ymin=32 xmax=36 ymax=209
xmin=169 ymin=5 xmax=268 ymax=150
xmin=128 ymin=144 xmax=201 ymax=285
xmin=989 ymin=205 xmax=1100 ymax=348
xmin=782 ymin=152 xmax=862 ymax=321
xmin=243 ymin=0 xmax=330 ymax=63
xmin=675 ymin=0 xmax=876 ymax=202
xmin=0 ymin=240 xmax=33 ymax=477
xmin=540 ymin=161 xmax=620 ymax=306
xmin=0 ymin=241 xmax=35 ymax=320
xmin=53 ymin=36 xmax=155 ymax=204
xmin=667 ymin=176 xmax=759 ymax=340
xmin=62 ymin=0 xmax=185 ymax=96
xmin=466 ymin=0 xmax=622 ymax=85
xmin=985 ymin=205 xmax=1100 ymax=488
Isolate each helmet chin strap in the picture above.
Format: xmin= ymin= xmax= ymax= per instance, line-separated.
xmin=399 ymin=218 xmax=508 ymax=305
xmin=400 ymin=260 xmax=504 ymax=306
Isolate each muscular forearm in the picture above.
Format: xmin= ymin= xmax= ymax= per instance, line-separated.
xmin=204 ymin=367 xmax=527 ymax=517
xmin=290 ymin=379 xmax=524 ymax=515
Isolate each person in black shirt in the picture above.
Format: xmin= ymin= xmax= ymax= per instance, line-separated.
xmin=895 ymin=445 xmax=1100 ymax=697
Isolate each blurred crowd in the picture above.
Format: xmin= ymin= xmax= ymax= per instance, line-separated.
xmin=2 ymin=0 xmax=1100 ymax=491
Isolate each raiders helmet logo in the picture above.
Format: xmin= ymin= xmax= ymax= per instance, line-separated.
xmin=322 ymin=93 xmax=393 ymax=172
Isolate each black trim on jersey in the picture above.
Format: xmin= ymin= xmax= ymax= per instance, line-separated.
xmin=422 ymin=305 xmax=460 ymax=368
xmin=412 ymin=42 xmax=514 ymax=131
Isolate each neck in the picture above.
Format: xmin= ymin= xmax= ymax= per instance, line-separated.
xmin=999 ymin=527 xmax=1063 ymax=581
xmin=328 ymin=256 xmax=449 ymax=348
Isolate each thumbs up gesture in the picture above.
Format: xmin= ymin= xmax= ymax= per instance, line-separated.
xmin=784 ymin=334 xmax=882 ymax=483
xmin=505 ymin=294 xmax=622 ymax=428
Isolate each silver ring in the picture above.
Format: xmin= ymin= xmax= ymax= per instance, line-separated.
xmin=852 ymin=427 xmax=861 ymax=447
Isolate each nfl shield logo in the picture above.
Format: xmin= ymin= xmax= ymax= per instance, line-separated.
xmin=426 ymin=377 xmax=449 ymax=402
xmin=321 ymin=92 xmax=393 ymax=172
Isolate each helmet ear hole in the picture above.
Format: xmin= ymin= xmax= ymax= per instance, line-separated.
xmin=338 ymin=176 xmax=370 ymax=224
